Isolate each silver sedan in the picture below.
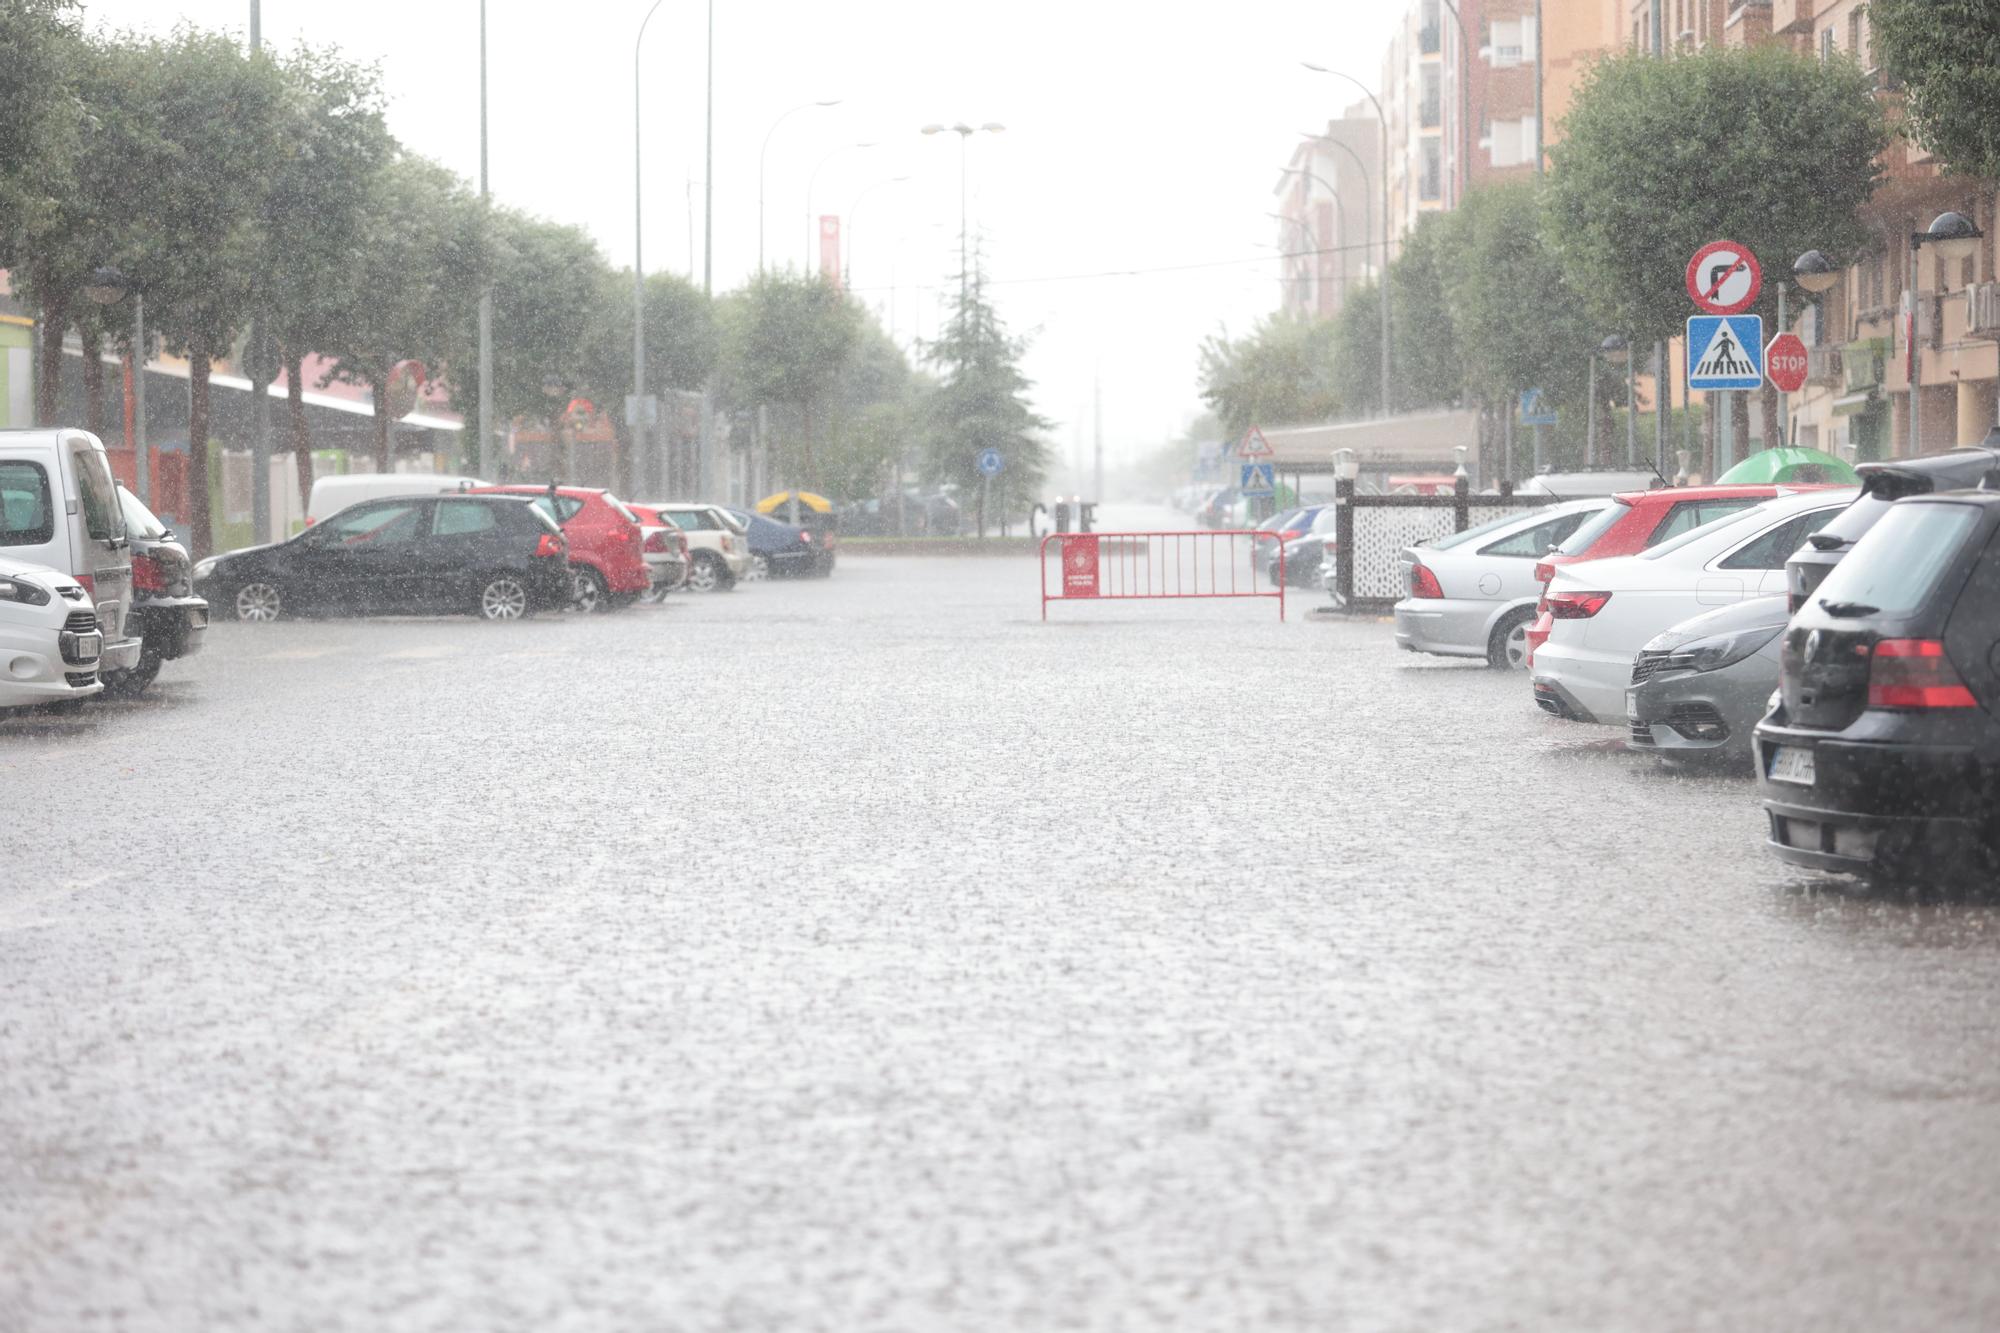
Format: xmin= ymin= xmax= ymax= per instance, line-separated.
xmin=1391 ymin=498 xmax=1610 ymax=669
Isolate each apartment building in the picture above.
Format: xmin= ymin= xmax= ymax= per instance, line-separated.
xmin=1275 ymin=112 xmax=1382 ymax=319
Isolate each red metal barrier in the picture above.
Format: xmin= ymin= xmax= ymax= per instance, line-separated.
xmin=1040 ymin=531 xmax=1286 ymax=621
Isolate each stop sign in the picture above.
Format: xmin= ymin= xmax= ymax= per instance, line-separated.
xmin=1765 ymin=333 xmax=1809 ymax=393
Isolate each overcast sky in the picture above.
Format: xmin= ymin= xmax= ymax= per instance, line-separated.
xmin=77 ymin=0 xmax=1403 ymax=473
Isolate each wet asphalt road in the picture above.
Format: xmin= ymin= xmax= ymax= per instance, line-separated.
xmin=4 ymin=515 xmax=2000 ymax=1331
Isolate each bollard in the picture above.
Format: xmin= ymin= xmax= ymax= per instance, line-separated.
xmin=1078 ymin=500 xmax=1096 ymax=534
xmin=1054 ymin=498 xmax=1071 ymax=534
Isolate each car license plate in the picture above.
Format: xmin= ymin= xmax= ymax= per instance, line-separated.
xmin=1625 ymin=688 xmax=1639 ymax=722
xmin=77 ymin=631 xmax=101 ymax=659
xmin=1769 ymin=745 xmax=1816 ymax=786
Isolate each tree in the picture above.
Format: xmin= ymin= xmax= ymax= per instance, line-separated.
xmin=714 ymin=272 xmax=860 ymax=487
xmin=919 ymin=263 xmax=1052 ymax=522
xmin=1198 ymin=314 xmax=1341 ymax=438
xmin=1870 ymin=0 xmax=2000 ymax=179
xmin=817 ymin=317 xmax=921 ymax=504
xmin=576 ymin=267 xmax=717 ymax=495
xmin=0 ymin=1 xmax=83 ymax=278
xmin=326 ymin=154 xmax=491 ymax=470
xmin=1546 ymin=45 xmax=1885 ymax=471
xmin=249 ymin=44 xmax=393 ymax=505
xmin=1330 ymin=212 xmax=1465 ymax=416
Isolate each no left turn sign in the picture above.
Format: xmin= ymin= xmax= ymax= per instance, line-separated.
xmin=1686 ymin=240 xmax=1763 ymax=315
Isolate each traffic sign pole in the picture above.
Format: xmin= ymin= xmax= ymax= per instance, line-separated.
xmin=1777 ymin=281 xmax=1788 ymax=447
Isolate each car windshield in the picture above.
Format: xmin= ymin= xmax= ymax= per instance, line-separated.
xmin=1811 ymin=501 xmax=1981 ymax=615
xmin=0 ymin=460 xmax=55 ymax=547
xmin=1552 ymin=499 xmax=1630 ymax=556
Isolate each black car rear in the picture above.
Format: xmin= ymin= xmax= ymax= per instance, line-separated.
xmin=1755 ymin=492 xmax=2000 ymax=878
xmin=1784 ymin=441 xmax=2000 ymax=613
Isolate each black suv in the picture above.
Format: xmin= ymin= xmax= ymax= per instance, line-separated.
xmin=1756 ymin=490 xmax=2000 ymax=878
xmin=1784 ymin=437 xmax=2000 ymax=613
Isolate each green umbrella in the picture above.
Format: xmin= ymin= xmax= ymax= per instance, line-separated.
xmin=1715 ymin=446 xmax=1859 ymax=486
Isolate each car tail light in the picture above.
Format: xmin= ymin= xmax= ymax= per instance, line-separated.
xmin=1409 ymin=563 xmax=1444 ymax=599
xmin=799 ymin=530 xmax=814 ymax=545
xmin=534 ymin=533 xmax=564 ymax=558
xmin=1546 ymin=590 xmax=1611 ymax=619
xmin=304 ymin=515 xmax=316 ymax=526
xmin=1867 ymin=638 xmax=1977 ymax=709
xmin=1533 ymin=561 xmax=1554 ymax=584
xmin=76 ymin=573 xmax=95 ymax=598
xmin=1282 ymin=528 xmax=1304 ymax=540
xmin=130 ymin=554 xmax=165 ymax=592
xmin=644 ymin=530 xmax=668 ymax=553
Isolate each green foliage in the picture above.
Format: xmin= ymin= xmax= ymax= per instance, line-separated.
xmin=1545 ymin=44 xmax=1887 ymax=346
xmin=714 ymin=272 xmax=859 ymax=411
xmin=920 ymin=266 xmax=1052 ymax=510
xmin=576 ymin=268 xmax=719 ymax=432
xmin=1199 ymin=314 xmax=1341 ymax=437
xmin=1443 ymin=181 xmax=1607 ymax=408
xmin=1871 ymin=0 xmax=2000 ymax=179
xmin=1331 ymin=215 xmax=1466 ymax=415
xmin=0 ymin=1 xmax=82 ymax=262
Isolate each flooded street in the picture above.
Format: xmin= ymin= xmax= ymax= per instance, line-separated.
xmin=5 ymin=538 xmax=2000 ymax=1330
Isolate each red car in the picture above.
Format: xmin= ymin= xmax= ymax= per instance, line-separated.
xmin=469 ymin=485 xmax=650 ymax=612
xmin=1523 ymin=484 xmax=1831 ymax=664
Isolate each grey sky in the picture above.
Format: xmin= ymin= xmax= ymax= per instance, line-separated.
xmin=76 ymin=0 xmax=1402 ymax=472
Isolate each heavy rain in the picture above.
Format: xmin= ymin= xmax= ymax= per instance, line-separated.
xmin=4 ymin=1 xmax=2000 ymax=1329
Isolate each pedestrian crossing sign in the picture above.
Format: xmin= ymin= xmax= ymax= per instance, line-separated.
xmin=1687 ymin=315 xmax=1764 ymax=391
xmin=1240 ymin=462 xmax=1275 ymax=497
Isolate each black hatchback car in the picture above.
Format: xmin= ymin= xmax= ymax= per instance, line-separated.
xmin=1756 ymin=491 xmax=2000 ymax=878
xmin=193 ymin=493 xmax=571 ymax=622
xmin=1784 ymin=437 xmax=2000 ymax=612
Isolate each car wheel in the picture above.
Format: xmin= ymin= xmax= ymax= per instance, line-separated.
xmin=1487 ymin=607 xmax=1535 ymax=670
xmin=477 ymin=575 xmax=530 ymax=621
xmin=101 ymin=653 xmax=163 ymax=698
xmin=235 ymin=582 xmax=282 ymax=622
xmin=570 ymin=566 xmax=608 ymax=613
xmin=637 ymin=582 xmax=669 ymax=605
xmin=745 ymin=554 xmax=770 ymax=581
xmin=687 ymin=552 xmax=725 ymax=593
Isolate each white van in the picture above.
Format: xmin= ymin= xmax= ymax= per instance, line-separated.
xmin=306 ymin=473 xmax=484 ymax=526
xmin=0 ymin=429 xmax=140 ymax=674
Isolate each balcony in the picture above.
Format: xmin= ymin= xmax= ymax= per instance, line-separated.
xmin=1419 ymin=96 xmax=1441 ymax=129
xmin=1419 ymin=23 xmax=1440 ymax=55
xmin=1805 ymin=345 xmax=1842 ymax=388
xmin=1970 ymin=281 xmax=2000 ymax=339
xmin=1844 ymin=340 xmax=1886 ymax=393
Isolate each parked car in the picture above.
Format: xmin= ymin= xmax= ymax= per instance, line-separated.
xmin=1756 ymin=491 xmax=2000 ymax=879
xmin=306 ymin=472 xmax=484 ymax=526
xmin=1782 ymin=444 xmax=2000 ymax=614
xmin=646 ymin=502 xmax=750 ymax=592
xmin=470 ymin=485 xmax=650 ymax=612
xmin=1512 ymin=470 xmax=1663 ymax=498
xmin=725 ymin=508 xmax=828 ymax=580
xmin=0 ymin=554 xmax=102 ymax=710
xmin=193 ymin=494 xmax=571 ymax=621
xmin=1531 ymin=489 xmax=1853 ymax=723
xmin=1524 ymin=483 xmax=1824 ymax=664
xmin=106 ymin=484 xmax=207 ymax=696
xmin=1260 ymin=504 xmax=1337 ymax=587
xmin=0 ymin=429 xmax=140 ymax=678
xmin=623 ymin=502 xmax=690 ymax=602
xmin=1626 ymin=595 xmax=1789 ymax=765
xmin=1392 ymin=498 xmax=1611 ymax=669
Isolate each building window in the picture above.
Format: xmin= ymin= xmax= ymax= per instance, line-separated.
xmin=1420 ymin=140 xmax=1442 ymax=201
xmin=1487 ymin=18 xmax=1525 ymax=66
xmin=1851 ymin=7 xmax=1869 ymax=69
xmin=1820 ymin=27 xmax=1835 ymax=62
xmin=1420 ymin=66 xmax=1441 ymax=128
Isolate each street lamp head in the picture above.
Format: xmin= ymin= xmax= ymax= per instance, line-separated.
xmin=84 ymin=266 xmax=127 ymax=305
xmin=920 ymin=123 xmax=946 ymax=135
xmin=1301 ymin=61 xmax=1330 ymax=73
xmin=1599 ymin=334 xmax=1630 ymax=365
xmin=1791 ymin=249 xmax=1840 ymax=294
xmin=979 ymin=122 xmax=1006 ymax=133
xmin=814 ymin=99 xmax=843 ymax=107
xmin=1926 ymin=210 xmax=1983 ymax=262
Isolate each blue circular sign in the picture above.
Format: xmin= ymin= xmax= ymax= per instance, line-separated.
xmin=976 ymin=448 xmax=1004 ymax=477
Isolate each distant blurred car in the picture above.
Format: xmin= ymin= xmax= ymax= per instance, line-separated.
xmin=107 ymin=483 xmax=206 ymax=696
xmin=1392 ymin=498 xmax=1610 ymax=669
xmin=725 ymin=508 xmax=828 ymax=580
xmin=624 ymin=502 xmax=690 ymax=602
xmin=646 ymin=502 xmax=749 ymax=592
xmin=1259 ymin=504 xmax=1338 ymax=587
xmin=1626 ymin=595 xmax=1788 ymax=765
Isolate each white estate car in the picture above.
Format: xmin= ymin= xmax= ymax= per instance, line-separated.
xmin=1532 ymin=488 xmax=1855 ymax=723
xmin=1392 ymin=497 xmax=1612 ymax=669
xmin=645 ymin=502 xmax=749 ymax=592
xmin=0 ymin=554 xmax=102 ymax=709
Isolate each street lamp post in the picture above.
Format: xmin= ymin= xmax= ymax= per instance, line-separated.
xmin=248 ymin=0 xmax=272 ymax=541
xmin=631 ymin=0 xmax=668 ymax=501
xmin=1266 ymin=209 xmax=1331 ymax=312
xmin=1907 ymin=211 xmax=1984 ymax=455
xmin=1438 ymin=0 xmax=1474 ymax=209
xmin=805 ymin=142 xmax=877 ymax=275
xmin=1791 ymin=250 xmax=1840 ymax=453
xmin=758 ymin=99 xmax=842 ymax=272
xmin=921 ymin=122 xmax=1006 ymax=316
xmin=478 ymin=0 xmax=494 ymax=481
xmin=1302 ymin=64 xmax=1391 ymax=417
xmin=1285 ymin=154 xmax=1371 ymax=311
xmin=85 ymin=267 xmax=147 ymax=506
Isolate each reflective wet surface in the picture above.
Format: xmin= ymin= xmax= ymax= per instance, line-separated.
xmin=5 ymin=528 xmax=2000 ymax=1330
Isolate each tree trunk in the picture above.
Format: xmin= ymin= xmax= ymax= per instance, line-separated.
xmin=371 ymin=367 xmax=390 ymax=472
xmin=802 ymin=397 xmax=816 ymax=485
xmin=35 ymin=294 xmax=67 ymax=426
xmin=1731 ymin=392 xmax=1753 ymax=471
xmin=285 ymin=348 xmax=313 ymax=513
xmin=80 ymin=321 xmax=104 ymax=438
xmin=188 ymin=349 xmax=214 ymax=559
xmin=1760 ymin=377 xmax=1782 ymax=451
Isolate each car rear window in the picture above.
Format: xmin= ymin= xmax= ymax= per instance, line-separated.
xmin=1552 ymin=499 xmax=1630 ymax=556
xmin=1637 ymin=503 xmax=1765 ymax=560
xmin=529 ymin=495 xmax=585 ymax=524
xmin=1644 ymin=498 xmax=1759 ymax=547
xmin=1429 ymin=508 xmax=1540 ymax=552
xmin=0 ymin=461 xmax=55 ymax=546
xmin=667 ymin=510 xmax=717 ymax=531
xmin=610 ymin=498 xmax=641 ymax=524
xmin=1811 ymin=501 xmax=1981 ymax=615
xmin=1478 ymin=509 xmax=1593 ymax=559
